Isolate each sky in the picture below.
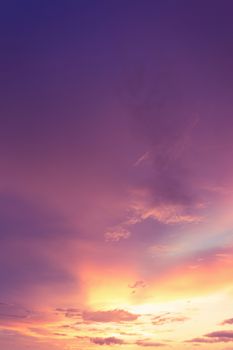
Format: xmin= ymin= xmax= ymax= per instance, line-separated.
xmin=1 ymin=1 xmax=233 ymax=349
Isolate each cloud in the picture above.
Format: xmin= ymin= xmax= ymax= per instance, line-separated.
xmin=0 ymin=328 xmax=59 ymax=350
xmin=129 ymin=280 xmax=146 ymax=289
xmin=0 ymin=302 xmax=31 ymax=321
xmin=105 ymin=227 xmax=131 ymax=242
xmin=83 ymin=309 xmax=138 ymax=323
xmin=130 ymin=197 xmax=202 ymax=225
xmin=104 ymin=173 xmax=203 ymax=244
xmin=56 ymin=307 xmax=81 ymax=319
xmin=105 ymin=189 xmax=203 ymax=246
xmin=0 ymin=329 xmax=34 ymax=340
xmin=129 ymin=280 xmax=147 ymax=295
xmin=187 ymin=337 xmax=215 ymax=343
xmin=125 ymin=115 xmax=207 ymax=228
xmin=221 ymin=318 xmax=233 ymax=325
xmin=152 ymin=313 xmax=189 ymax=326
xmin=131 ymin=102 xmax=202 ymax=210
xmin=148 ymin=245 xmax=172 ymax=255
xmin=188 ymin=330 xmax=233 ymax=343
xmin=136 ymin=339 xmax=166 ymax=347
xmin=0 ymin=302 xmax=59 ymax=328
xmin=206 ymin=330 xmax=233 ymax=341
xmin=134 ymin=151 xmax=150 ymax=167
xmin=29 ymin=327 xmax=54 ymax=336
xmin=90 ymin=336 xmax=124 ymax=345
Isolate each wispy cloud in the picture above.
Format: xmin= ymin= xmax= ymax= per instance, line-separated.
xmin=129 ymin=193 xmax=203 ymax=225
xmin=105 ymin=227 xmax=131 ymax=242
xmin=83 ymin=309 xmax=139 ymax=323
xmin=0 ymin=302 xmax=31 ymax=321
xmin=56 ymin=308 xmax=82 ymax=319
xmin=134 ymin=151 xmax=150 ymax=167
xmin=129 ymin=280 xmax=146 ymax=289
xmin=152 ymin=313 xmax=189 ymax=326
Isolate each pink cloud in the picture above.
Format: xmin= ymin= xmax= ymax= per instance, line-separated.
xmin=188 ymin=330 xmax=233 ymax=343
xmin=221 ymin=318 xmax=233 ymax=325
xmin=187 ymin=337 xmax=216 ymax=343
xmin=105 ymin=227 xmax=131 ymax=242
xmin=90 ymin=337 xmax=124 ymax=345
xmin=136 ymin=339 xmax=166 ymax=347
xmin=82 ymin=309 xmax=138 ymax=323
xmin=206 ymin=330 xmax=233 ymax=341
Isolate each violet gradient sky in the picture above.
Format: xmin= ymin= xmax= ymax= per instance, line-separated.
xmin=1 ymin=1 xmax=233 ymax=350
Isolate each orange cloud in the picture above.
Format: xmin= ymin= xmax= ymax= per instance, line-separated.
xmin=152 ymin=313 xmax=189 ymax=325
xmin=83 ymin=309 xmax=138 ymax=323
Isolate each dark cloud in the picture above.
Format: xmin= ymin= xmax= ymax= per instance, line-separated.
xmin=90 ymin=336 xmax=124 ymax=345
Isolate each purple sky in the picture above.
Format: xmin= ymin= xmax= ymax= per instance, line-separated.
xmin=1 ymin=1 xmax=233 ymax=350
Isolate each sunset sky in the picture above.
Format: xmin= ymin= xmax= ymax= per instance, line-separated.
xmin=1 ymin=1 xmax=233 ymax=349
